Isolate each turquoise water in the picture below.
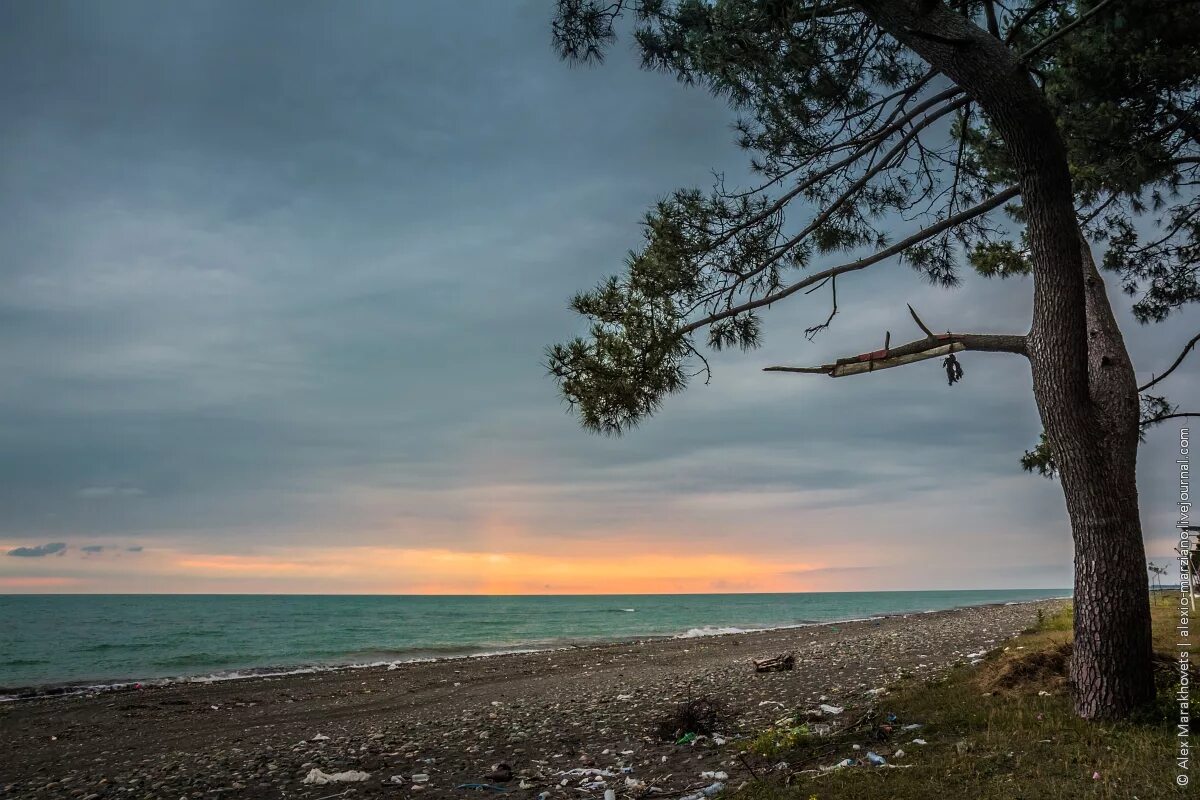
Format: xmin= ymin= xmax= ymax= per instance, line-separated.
xmin=0 ymin=590 xmax=1066 ymax=691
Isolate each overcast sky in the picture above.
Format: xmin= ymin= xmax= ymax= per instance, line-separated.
xmin=1 ymin=0 xmax=1194 ymax=593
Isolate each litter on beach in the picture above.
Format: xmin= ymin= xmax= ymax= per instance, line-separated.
xmin=558 ymin=767 xmax=619 ymax=778
xmin=301 ymin=768 xmax=370 ymax=784
xmin=679 ymin=781 xmax=724 ymax=800
xmin=818 ymin=703 xmax=844 ymax=715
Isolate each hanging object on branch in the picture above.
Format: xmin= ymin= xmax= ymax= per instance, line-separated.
xmin=943 ymin=352 xmax=964 ymax=386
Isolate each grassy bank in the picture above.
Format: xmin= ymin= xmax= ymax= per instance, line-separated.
xmin=733 ymin=600 xmax=1185 ymax=799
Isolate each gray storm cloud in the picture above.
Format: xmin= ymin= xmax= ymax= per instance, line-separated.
xmin=0 ymin=1 xmax=1193 ymax=588
xmin=7 ymin=543 xmax=68 ymax=558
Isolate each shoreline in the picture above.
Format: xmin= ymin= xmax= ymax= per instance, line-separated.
xmin=0 ymin=599 xmax=1068 ymax=799
xmin=0 ymin=595 xmax=1068 ymax=702
xmin=2 ymin=597 xmax=1070 ymax=796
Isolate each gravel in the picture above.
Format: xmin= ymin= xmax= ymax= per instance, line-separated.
xmin=0 ymin=599 xmax=1065 ymax=799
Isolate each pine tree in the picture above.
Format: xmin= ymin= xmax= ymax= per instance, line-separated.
xmin=546 ymin=0 xmax=1199 ymax=719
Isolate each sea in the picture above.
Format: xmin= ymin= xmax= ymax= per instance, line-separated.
xmin=0 ymin=589 xmax=1067 ymax=695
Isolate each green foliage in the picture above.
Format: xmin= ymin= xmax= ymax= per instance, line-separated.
xmin=968 ymin=0 xmax=1200 ymax=321
xmin=1138 ymin=393 xmax=1177 ymax=434
xmin=1020 ymin=432 xmax=1058 ymax=479
xmin=729 ymin=602 xmax=1183 ymax=800
xmin=968 ymin=240 xmax=1032 ymax=279
xmin=547 ymin=1 xmax=1199 ymax=433
xmin=1102 ymin=205 xmax=1200 ymax=323
xmin=746 ymin=722 xmax=811 ymax=760
xmin=546 ymin=276 xmax=690 ymax=435
xmin=1021 ymin=393 xmax=1183 ymax=480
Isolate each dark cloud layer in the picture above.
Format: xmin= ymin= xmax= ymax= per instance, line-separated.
xmin=0 ymin=1 xmax=1194 ymax=589
xmin=7 ymin=543 xmax=67 ymax=558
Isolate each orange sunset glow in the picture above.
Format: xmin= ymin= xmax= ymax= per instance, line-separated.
xmin=3 ymin=541 xmax=826 ymax=595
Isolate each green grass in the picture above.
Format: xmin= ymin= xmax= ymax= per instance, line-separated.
xmin=732 ymin=602 xmax=1187 ymax=799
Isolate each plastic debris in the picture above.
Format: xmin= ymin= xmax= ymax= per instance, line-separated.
xmin=310 ymin=733 xmax=331 ymax=741
xmin=821 ymin=758 xmax=858 ymax=771
xmin=680 ymin=781 xmax=724 ymax=800
xmin=558 ymin=768 xmax=618 ymax=778
xmin=893 ymin=749 xmax=905 ymax=759
xmin=901 ymin=723 xmax=922 ymax=731
xmin=818 ymin=704 xmax=844 ymax=715
xmin=865 ymin=751 xmax=887 ymax=766
xmin=412 ymin=773 xmax=430 ymax=783
xmin=676 ymin=732 xmax=697 ymax=745
xmin=301 ymin=769 xmax=370 ymax=784
xmin=911 ymin=738 xmax=928 ymax=745
xmin=389 ymin=775 xmax=406 ymax=785
xmin=699 ymin=771 xmax=728 ymax=780
xmin=604 ymin=790 xmax=617 ymax=800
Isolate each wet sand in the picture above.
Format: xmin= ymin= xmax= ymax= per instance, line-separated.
xmin=0 ymin=599 xmax=1065 ymax=799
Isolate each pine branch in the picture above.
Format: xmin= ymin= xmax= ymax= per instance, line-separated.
xmin=1021 ymin=0 xmax=1119 ymax=62
xmin=1138 ymin=332 xmax=1200 ymax=392
xmin=679 ymin=185 xmax=1020 ymax=336
xmin=1141 ymin=412 xmax=1200 ymax=427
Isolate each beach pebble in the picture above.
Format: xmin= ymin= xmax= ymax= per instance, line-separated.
xmin=0 ymin=600 xmax=1063 ymax=800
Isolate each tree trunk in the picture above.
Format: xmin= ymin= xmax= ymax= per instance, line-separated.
xmin=857 ymin=0 xmax=1154 ymax=718
xmin=1064 ymin=240 xmax=1154 ymax=717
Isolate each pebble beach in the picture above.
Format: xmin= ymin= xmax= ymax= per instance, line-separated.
xmin=0 ymin=599 xmax=1066 ymax=799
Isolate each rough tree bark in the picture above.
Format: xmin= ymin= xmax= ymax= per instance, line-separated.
xmin=856 ymin=0 xmax=1154 ymax=718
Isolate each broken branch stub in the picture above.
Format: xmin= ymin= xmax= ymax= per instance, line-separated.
xmin=765 ymin=336 xmax=964 ymax=377
xmin=831 ymin=341 xmax=964 ymax=377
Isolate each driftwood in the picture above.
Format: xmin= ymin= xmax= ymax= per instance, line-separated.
xmin=753 ymin=653 xmax=795 ymax=673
